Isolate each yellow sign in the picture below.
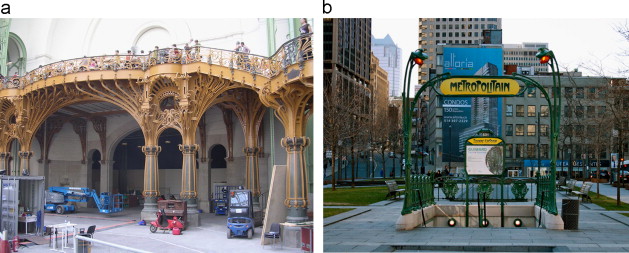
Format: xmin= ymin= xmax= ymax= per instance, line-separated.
xmin=468 ymin=138 xmax=503 ymax=145
xmin=441 ymin=78 xmax=520 ymax=96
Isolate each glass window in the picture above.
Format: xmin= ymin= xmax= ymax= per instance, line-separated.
xmin=516 ymin=105 xmax=524 ymax=117
xmin=506 ymin=124 xmax=513 ymax=136
xmin=575 ymin=106 xmax=584 ymax=118
xmin=540 ymin=125 xmax=549 ymax=136
xmin=587 ymin=106 xmax=595 ymax=118
xmin=528 ymin=105 xmax=536 ymax=117
xmin=588 ymin=87 xmax=596 ymax=98
xmin=541 ymin=144 xmax=549 ymax=158
xmin=575 ymin=125 xmax=584 ymax=137
xmin=516 ymin=124 xmax=524 ymax=136
xmin=527 ymin=144 xmax=536 ymax=158
xmin=564 ymin=106 xmax=572 ymax=118
xmin=564 ymin=125 xmax=572 ymax=137
xmin=565 ymin=87 xmax=573 ymax=98
xmin=576 ymin=87 xmax=584 ymax=98
xmin=598 ymin=106 xmax=606 ymax=118
xmin=506 ymin=104 xmax=513 ymax=117
xmin=540 ymin=105 xmax=549 ymax=117
xmin=527 ymin=124 xmax=536 ymax=136
xmin=506 ymin=144 xmax=513 ymax=158
xmin=527 ymin=87 xmax=536 ymax=98
xmin=516 ymin=144 xmax=524 ymax=158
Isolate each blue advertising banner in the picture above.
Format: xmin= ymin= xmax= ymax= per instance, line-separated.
xmin=442 ymin=47 xmax=503 ymax=162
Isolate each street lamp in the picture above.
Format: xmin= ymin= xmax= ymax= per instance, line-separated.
xmin=402 ymin=49 xmax=428 ymax=188
xmin=535 ymin=47 xmax=561 ymax=212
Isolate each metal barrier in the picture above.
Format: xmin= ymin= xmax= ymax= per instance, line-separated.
xmin=73 ymin=233 xmax=151 ymax=253
xmin=536 ymin=175 xmax=558 ymax=215
xmin=402 ymin=174 xmax=435 ymax=215
xmin=2 ymin=34 xmax=313 ymax=89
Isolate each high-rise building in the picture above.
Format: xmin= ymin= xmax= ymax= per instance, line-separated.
xmin=372 ymin=34 xmax=401 ymax=97
xmin=324 ymin=18 xmax=372 ymax=118
xmin=417 ymin=18 xmax=502 ymax=91
xmin=503 ymin=42 xmax=549 ymax=74
xmin=370 ymin=52 xmax=390 ymax=124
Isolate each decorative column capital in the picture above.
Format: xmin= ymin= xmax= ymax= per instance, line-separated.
xmin=281 ymin=137 xmax=310 ymax=151
xmin=243 ymin=147 xmax=259 ymax=156
xmin=142 ymin=146 xmax=162 ymax=155
xmin=179 ymin=144 xmax=198 ymax=154
xmin=0 ymin=152 xmax=10 ymax=159
xmin=18 ymin=151 xmax=33 ymax=159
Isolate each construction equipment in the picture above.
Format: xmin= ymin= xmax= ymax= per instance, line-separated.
xmin=211 ymin=185 xmax=240 ymax=214
xmin=44 ymin=187 xmax=123 ymax=214
xmin=226 ymin=189 xmax=255 ymax=239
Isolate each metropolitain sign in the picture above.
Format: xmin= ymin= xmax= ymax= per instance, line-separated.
xmin=440 ymin=78 xmax=520 ymax=96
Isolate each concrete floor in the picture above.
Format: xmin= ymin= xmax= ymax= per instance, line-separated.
xmin=324 ymin=182 xmax=629 ymax=252
xmin=17 ymin=207 xmax=300 ymax=253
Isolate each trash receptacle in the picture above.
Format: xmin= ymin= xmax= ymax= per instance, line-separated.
xmin=77 ymin=234 xmax=91 ymax=253
xmin=562 ymin=199 xmax=580 ymax=230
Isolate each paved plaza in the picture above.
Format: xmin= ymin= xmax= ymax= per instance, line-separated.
xmin=17 ymin=207 xmax=300 ymax=253
xmin=324 ymin=181 xmax=629 ymax=252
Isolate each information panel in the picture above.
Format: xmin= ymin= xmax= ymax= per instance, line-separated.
xmin=466 ymin=145 xmax=504 ymax=176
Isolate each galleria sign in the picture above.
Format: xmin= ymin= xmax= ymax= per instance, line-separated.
xmin=440 ymin=78 xmax=520 ymax=96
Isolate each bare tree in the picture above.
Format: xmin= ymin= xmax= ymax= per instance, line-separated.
xmin=324 ymin=72 xmax=371 ymax=190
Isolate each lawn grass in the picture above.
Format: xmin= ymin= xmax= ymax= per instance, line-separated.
xmin=324 ymin=186 xmax=400 ymax=206
xmin=586 ymin=189 xmax=629 ymax=211
xmin=323 ymin=208 xmax=355 ymax=218
xmin=620 ymin=213 xmax=629 ymax=218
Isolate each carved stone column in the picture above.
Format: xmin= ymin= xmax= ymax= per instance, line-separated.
xmin=99 ymin=160 xmax=115 ymax=194
xmin=141 ymin=145 xmax=161 ymax=220
xmin=0 ymin=152 xmax=9 ymax=174
xmin=180 ymin=144 xmax=199 ymax=226
xmin=282 ymin=137 xmax=310 ymax=223
xmin=19 ymin=151 xmax=32 ymax=176
xmin=244 ymin=147 xmax=260 ymax=203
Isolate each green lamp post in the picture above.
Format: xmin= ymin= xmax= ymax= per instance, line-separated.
xmin=535 ymin=48 xmax=560 ymax=214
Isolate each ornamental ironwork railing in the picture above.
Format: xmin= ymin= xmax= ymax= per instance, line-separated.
xmin=1 ymin=34 xmax=313 ymax=89
xmin=535 ymin=175 xmax=558 ymax=215
xmin=402 ymin=174 xmax=435 ymax=215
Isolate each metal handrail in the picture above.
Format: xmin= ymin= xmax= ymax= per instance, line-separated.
xmin=73 ymin=235 xmax=152 ymax=253
xmin=1 ymin=34 xmax=313 ymax=89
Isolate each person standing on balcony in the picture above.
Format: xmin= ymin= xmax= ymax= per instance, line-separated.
xmin=300 ymin=18 xmax=312 ymax=34
xmin=194 ymin=40 xmax=201 ymax=60
xmin=240 ymin=42 xmax=251 ymax=71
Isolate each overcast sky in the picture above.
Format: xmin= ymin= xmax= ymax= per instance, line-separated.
xmin=372 ymin=18 xmax=629 ymax=96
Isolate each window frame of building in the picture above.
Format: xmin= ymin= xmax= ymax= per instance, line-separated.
xmin=541 ymin=144 xmax=549 ymax=158
xmin=515 ymin=124 xmax=524 ymax=136
xmin=527 ymin=144 xmax=536 ymax=158
xmin=565 ymin=87 xmax=573 ymax=98
xmin=506 ymin=124 xmax=513 ymax=136
xmin=598 ymin=106 xmax=606 ymax=118
xmin=516 ymin=144 xmax=524 ymax=158
xmin=527 ymin=87 xmax=536 ymax=98
xmin=540 ymin=105 xmax=549 ymax=117
xmin=527 ymin=124 xmax=536 ymax=136
xmin=516 ymin=105 xmax=524 ymax=117
xmin=540 ymin=124 xmax=549 ymax=137
xmin=506 ymin=104 xmax=513 ymax=117
xmin=587 ymin=106 xmax=595 ymax=118
xmin=527 ymin=105 xmax=536 ymax=117
xmin=575 ymin=106 xmax=584 ymax=118
xmin=588 ymin=87 xmax=596 ymax=99
xmin=506 ymin=144 xmax=513 ymax=158
xmin=576 ymin=87 xmax=584 ymax=98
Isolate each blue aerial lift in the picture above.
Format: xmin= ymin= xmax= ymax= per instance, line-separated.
xmin=44 ymin=187 xmax=124 ymax=214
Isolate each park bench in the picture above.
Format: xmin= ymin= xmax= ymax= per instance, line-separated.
xmin=571 ymin=182 xmax=592 ymax=203
xmin=560 ymin=179 xmax=576 ymax=193
xmin=385 ymin=180 xmax=405 ymax=200
xmin=556 ymin=176 xmax=567 ymax=190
